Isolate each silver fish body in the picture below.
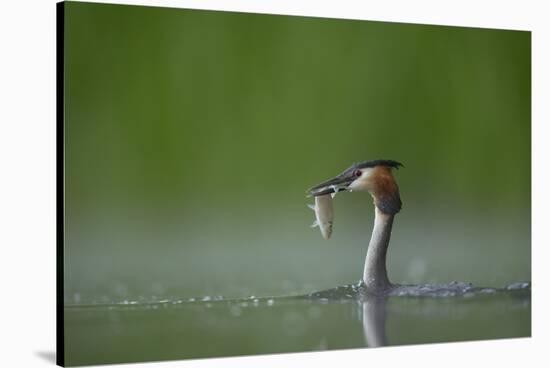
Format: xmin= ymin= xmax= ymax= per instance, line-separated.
xmin=309 ymin=194 xmax=334 ymax=240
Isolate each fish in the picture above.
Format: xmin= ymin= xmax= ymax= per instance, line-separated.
xmin=308 ymin=194 xmax=334 ymax=240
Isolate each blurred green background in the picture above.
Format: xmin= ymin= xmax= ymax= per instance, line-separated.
xmin=63 ymin=2 xmax=530 ymax=304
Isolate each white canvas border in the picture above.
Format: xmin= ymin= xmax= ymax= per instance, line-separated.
xmin=0 ymin=1 xmax=546 ymax=367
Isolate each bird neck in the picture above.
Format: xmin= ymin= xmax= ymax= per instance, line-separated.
xmin=363 ymin=206 xmax=394 ymax=294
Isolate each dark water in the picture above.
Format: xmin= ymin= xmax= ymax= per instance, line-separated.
xmin=64 ymin=282 xmax=531 ymax=366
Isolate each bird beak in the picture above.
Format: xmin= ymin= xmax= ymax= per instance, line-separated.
xmin=307 ymin=172 xmax=356 ymax=197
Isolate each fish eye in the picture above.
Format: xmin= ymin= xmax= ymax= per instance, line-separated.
xmin=354 ymin=169 xmax=362 ymax=177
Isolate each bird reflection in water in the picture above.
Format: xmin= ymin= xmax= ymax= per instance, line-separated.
xmin=360 ymin=295 xmax=388 ymax=347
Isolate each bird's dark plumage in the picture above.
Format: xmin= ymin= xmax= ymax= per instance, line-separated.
xmin=354 ymin=159 xmax=403 ymax=170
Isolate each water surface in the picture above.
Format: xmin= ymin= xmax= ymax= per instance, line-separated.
xmin=64 ymin=283 xmax=530 ymax=366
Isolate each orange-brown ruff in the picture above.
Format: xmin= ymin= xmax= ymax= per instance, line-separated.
xmin=368 ymin=166 xmax=402 ymax=215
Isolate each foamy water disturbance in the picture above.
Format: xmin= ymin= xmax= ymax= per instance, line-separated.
xmin=65 ymin=279 xmax=531 ymax=308
xmin=309 ymin=281 xmax=531 ymax=299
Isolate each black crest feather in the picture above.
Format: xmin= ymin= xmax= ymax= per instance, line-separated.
xmin=355 ymin=159 xmax=403 ymax=170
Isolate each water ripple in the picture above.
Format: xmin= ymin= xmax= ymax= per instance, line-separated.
xmin=308 ymin=281 xmax=531 ymax=299
xmin=65 ymin=281 xmax=530 ymax=308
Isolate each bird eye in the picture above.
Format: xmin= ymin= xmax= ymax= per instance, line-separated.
xmin=354 ymin=170 xmax=362 ymax=177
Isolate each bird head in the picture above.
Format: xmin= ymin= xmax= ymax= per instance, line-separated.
xmin=307 ymin=160 xmax=403 ymax=215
